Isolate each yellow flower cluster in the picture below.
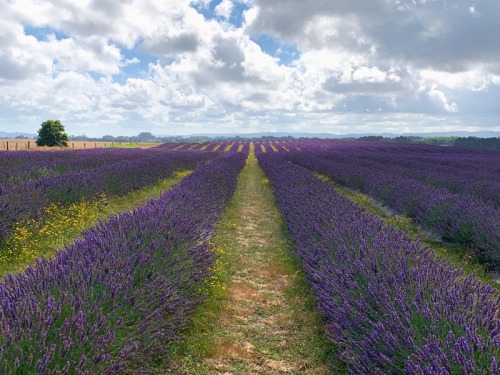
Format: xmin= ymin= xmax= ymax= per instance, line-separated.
xmin=387 ymin=215 xmax=416 ymax=234
xmin=200 ymin=240 xmax=229 ymax=295
xmin=172 ymin=170 xmax=192 ymax=179
xmin=1 ymin=195 xmax=107 ymax=265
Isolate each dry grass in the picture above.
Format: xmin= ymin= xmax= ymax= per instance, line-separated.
xmin=0 ymin=139 xmax=158 ymax=151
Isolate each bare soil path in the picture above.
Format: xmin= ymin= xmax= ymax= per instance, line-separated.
xmin=174 ymin=145 xmax=334 ymax=374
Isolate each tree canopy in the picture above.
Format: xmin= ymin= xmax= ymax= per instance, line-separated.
xmin=36 ymin=120 xmax=69 ymax=147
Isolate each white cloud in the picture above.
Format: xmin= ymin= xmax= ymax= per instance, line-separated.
xmin=0 ymin=0 xmax=499 ymax=136
xmin=215 ymin=0 xmax=234 ymax=19
xmin=352 ymin=67 xmax=387 ymax=83
xmin=429 ymin=86 xmax=458 ymax=112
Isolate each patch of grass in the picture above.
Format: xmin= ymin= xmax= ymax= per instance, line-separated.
xmin=0 ymin=171 xmax=192 ymax=277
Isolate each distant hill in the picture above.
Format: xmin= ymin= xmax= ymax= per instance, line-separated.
xmin=0 ymin=131 xmax=37 ymax=139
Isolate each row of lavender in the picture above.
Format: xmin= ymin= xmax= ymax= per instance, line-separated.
xmin=291 ymin=139 xmax=500 ymax=155
xmin=258 ymin=153 xmax=500 ymax=374
xmin=0 ymin=148 xmax=159 ymax=186
xmin=156 ymin=141 xmax=242 ymax=151
xmin=284 ymin=148 xmax=500 ymax=266
xmin=0 ymin=149 xmax=217 ymax=246
xmin=292 ymin=147 xmax=499 ymax=207
xmin=0 ymin=152 xmax=246 ymax=374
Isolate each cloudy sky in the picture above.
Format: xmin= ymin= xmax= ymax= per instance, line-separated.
xmin=1 ymin=0 xmax=500 ymax=137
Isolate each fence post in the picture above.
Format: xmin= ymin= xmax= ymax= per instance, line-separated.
xmin=28 ymin=141 xmax=30 ymax=149
xmin=15 ymin=143 xmax=18 ymax=150
xmin=6 ymin=141 xmax=8 ymax=151
xmin=84 ymin=143 xmax=86 ymax=148
xmin=95 ymin=143 xmax=97 ymax=148
xmin=72 ymin=143 xmax=74 ymax=149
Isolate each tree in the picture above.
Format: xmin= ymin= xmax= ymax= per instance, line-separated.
xmin=137 ymin=132 xmax=155 ymax=141
xmin=102 ymin=135 xmax=116 ymax=142
xmin=36 ymin=120 xmax=69 ymax=147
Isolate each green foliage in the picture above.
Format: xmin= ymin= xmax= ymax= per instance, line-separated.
xmin=453 ymin=136 xmax=500 ymax=150
xmin=36 ymin=120 xmax=69 ymax=147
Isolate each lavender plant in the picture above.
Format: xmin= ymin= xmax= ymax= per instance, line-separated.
xmin=285 ymin=150 xmax=500 ymax=266
xmin=258 ymin=153 xmax=500 ymax=374
xmin=0 ymin=150 xmax=217 ymax=246
xmin=0 ymin=152 xmax=246 ymax=374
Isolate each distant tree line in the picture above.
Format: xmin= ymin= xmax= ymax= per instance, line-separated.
xmin=350 ymin=135 xmax=500 ymax=151
xmin=69 ymin=132 xmax=161 ymax=143
xmin=69 ymin=132 xmax=297 ymax=143
xmin=0 ymin=135 xmax=34 ymax=140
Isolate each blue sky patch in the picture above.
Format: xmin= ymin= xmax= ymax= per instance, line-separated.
xmin=116 ymin=47 xmax=158 ymax=84
xmin=24 ymin=25 xmax=68 ymax=41
xmin=251 ymin=34 xmax=300 ymax=66
xmin=191 ymin=0 xmax=251 ymax=28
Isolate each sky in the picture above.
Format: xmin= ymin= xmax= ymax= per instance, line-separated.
xmin=1 ymin=0 xmax=500 ymax=137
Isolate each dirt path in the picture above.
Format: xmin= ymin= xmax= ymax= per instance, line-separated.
xmin=175 ymin=145 xmax=333 ymax=374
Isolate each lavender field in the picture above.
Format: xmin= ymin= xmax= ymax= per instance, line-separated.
xmin=0 ymin=141 xmax=499 ymax=374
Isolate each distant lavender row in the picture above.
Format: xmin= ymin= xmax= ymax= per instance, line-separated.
xmin=307 ymin=150 xmax=500 ymax=206
xmin=258 ymin=153 xmax=500 ymax=374
xmin=155 ymin=141 xmax=251 ymax=152
xmin=286 ymin=151 xmax=500 ymax=265
xmin=0 ymin=148 xmax=163 ymax=186
xmin=0 ymin=152 xmax=246 ymax=374
xmin=0 ymin=149 xmax=217 ymax=246
xmin=289 ymin=139 xmax=500 ymax=155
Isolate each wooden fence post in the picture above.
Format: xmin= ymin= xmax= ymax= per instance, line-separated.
xmin=6 ymin=141 xmax=8 ymax=151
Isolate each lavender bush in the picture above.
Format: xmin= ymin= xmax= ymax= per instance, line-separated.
xmin=258 ymin=153 xmax=500 ymax=374
xmin=0 ymin=149 xmax=217 ymax=246
xmin=0 ymin=152 xmax=246 ymax=374
xmin=285 ymin=150 xmax=500 ymax=266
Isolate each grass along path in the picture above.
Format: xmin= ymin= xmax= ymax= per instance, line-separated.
xmin=0 ymin=170 xmax=192 ymax=277
xmin=174 ymin=145 xmax=335 ymax=374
